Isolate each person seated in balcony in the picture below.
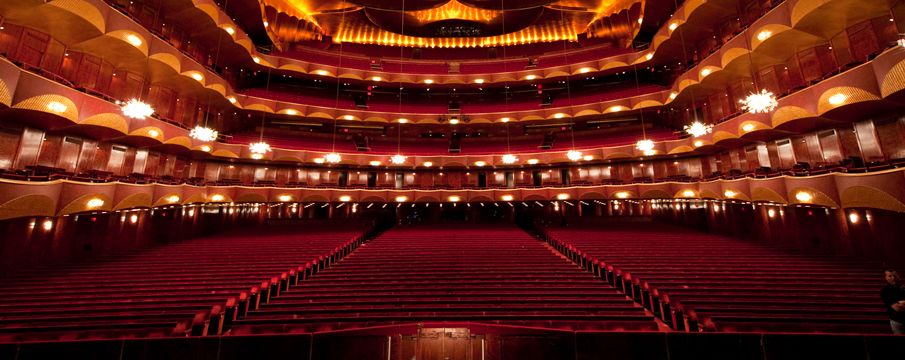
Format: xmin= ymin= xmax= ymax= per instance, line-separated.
xmin=882 ymin=269 xmax=905 ymax=334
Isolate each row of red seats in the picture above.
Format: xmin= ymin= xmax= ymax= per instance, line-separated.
xmin=542 ymin=222 xmax=887 ymax=334
xmin=0 ymin=222 xmax=370 ymax=341
xmin=230 ymin=225 xmax=658 ymax=333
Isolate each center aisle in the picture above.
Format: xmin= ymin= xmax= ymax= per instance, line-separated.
xmin=233 ymin=223 xmax=657 ymax=334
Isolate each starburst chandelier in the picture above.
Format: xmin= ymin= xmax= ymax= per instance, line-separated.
xmin=684 ymin=121 xmax=714 ymax=137
xmin=390 ymin=154 xmax=407 ymax=164
xmin=636 ymin=139 xmax=654 ymax=152
xmin=501 ymin=154 xmax=518 ymax=164
xmin=739 ymin=89 xmax=778 ymax=114
xmin=121 ymin=99 xmax=154 ymax=119
xmin=567 ymin=150 xmax=583 ymax=161
xmin=190 ymin=126 xmax=218 ymax=142
xmin=325 ymin=152 xmax=342 ymax=163
xmin=248 ymin=141 xmax=271 ymax=154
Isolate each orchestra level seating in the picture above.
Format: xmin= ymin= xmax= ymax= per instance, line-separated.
xmin=232 ymin=224 xmax=659 ymax=334
xmin=0 ymin=222 xmax=369 ymax=342
xmin=544 ymin=221 xmax=888 ymax=334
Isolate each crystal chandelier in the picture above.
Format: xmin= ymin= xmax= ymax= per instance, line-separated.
xmin=325 ymin=152 xmax=342 ymax=163
xmin=684 ymin=121 xmax=713 ymax=137
xmin=189 ymin=126 xmax=218 ymax=142
xmin=389 ymin=154 xmax=407 ymax=165
xmin=501 ymin=154 xmax=518 ymax=164
xmin=739 ymin=89 xmax=778 ymax=114
xmin=248 ymin=141 xmax=271 ymax=154
xmin=636 ymin=139 xmax=654 ymax=152
xmin=121 ymin=99 xmax=155 ymax=120
xmin=567 ymin=150 xmax=583 ymax=161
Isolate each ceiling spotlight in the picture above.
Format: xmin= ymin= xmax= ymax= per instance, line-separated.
xmin=795 ymin=191 xmax=813 ymax=203
xmin=46 ymin=101 xmax=68 ymax=113
xmin=693 ymin=140 xmax=704 ymax=147
xmin=474 ymin=161 xmax=486 ymax=167
xmin=86 ymin=198 xmax=105 ymax=209
xmin=227 ymin=96 xmax=237 ymax=104
xmin=756 ymin=30 xmax=772 ymax=41
xmin=369 ymin=160 xmax=382 ymax=166
xmin=645 ymin=53 xmax=653 ymax=60
xmin=315 ymin=70 xmax=329 ymax=76
xmin=578 ymin=67 xmax=593 ymax=74
xmin=167 ymin=195 xmax=180 ymax=204
xmin=200 ymin=145 xmax=212 ymax=152
xmin=325 ymin=152 xmax=342 ymax=163
xmin=742 ymin=123 xmax=756 ymax=132
xmin=668 ymin=22 xmax=679 ymax=31
xmin=279 ymin=195 xmax=293 ymax=202
xmin=125 ymin=34 xmax=143 ymax=47
xmin=700 ymin=69 xmax=712 ymax=77
xmin=390 ymin=154 xmax=407 ymax=165
xmin=828 ymin=93 xmax=847 ymax=105
xmin=285 ymin=109 xmax=298 ymax=115
xmin=474 ymin=78 xmax=485 ymax=84
xmin=190 ymin=126 xmax=218 ymax=142
xmin=615 ymin=191 xmax=630 ymax=199
xmin=449 ymin=118 xmax=460 ymax=125
xmin=423 ymin=79 xmax=434 ymax=84
xmin=682 ymin=190 xmax=696 ymax=198
xmin=740 ymin=89 xmax=778 ymax=114
xmin=724 ymin=190 xmax=737 ymax=198
xmin=224 ymin=26 xmax=235 ymax=35
xmin=527 ymin=159 xmax=539 ymax=165
xmin=190 ymin=73 xmax=204 ymax=82
xmin=501 ymin=195 xmax=514 ymax=201
xmin=669 ymin=92 xmax=678 ymax=100
xmin=313 ymin=158 xmax=325 ymax=164
xmin=448 ymin=195 xmax=461 ymax=202
xmin=684 ymin=121 xmax=714 ymax=137
xmin=582 ymin=155 xmax=594 ymax=161
xmin=371 ymin=76 xmax=382 ymax=81
xmin=553 ymin=113 xmax=566 ymax=119
xmin=501 ymin=154 xmax=518 ymax=164
xmin=395 ymin=195 xmax=408 ymax=203
xmin=422 ymin=161 xmax=433 ymax=167
xmin=567 ymin=150 xmax=583 ymax=161
xmin=252 ymin=56 xmax=261 ymax=64
xmin=147 ymin=129 xmax=159 ymax=138
xmin=500 ymin=117 xmax=511 ymax=123
xmin=556 ymin=193 xmax=570 ymax=200
xmin=339 ymin=195 xmax=352 ymax=202
xmin=397 ymin=118 xmax=408 ymax=123
xmin=343 ymin=115 xmax=355 ymax=120
xmin=210 ymin=194 xmax=225 ymax=202
xmin=608 ymin=106 xmax=626 ymax=112
xmin=525 ymin=75 xmax=537 ymax=80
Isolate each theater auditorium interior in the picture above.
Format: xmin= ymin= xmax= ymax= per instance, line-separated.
xmin=1 ymin=0 xmax=905 ymax=358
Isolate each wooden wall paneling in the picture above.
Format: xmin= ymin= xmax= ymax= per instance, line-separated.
xmin=817 ymin=129 xmax=843 ymax=164
xmin=875 ymin=117 xmax=905 ymax=160
xmin=107 ymin=145 xmax=127 ymax=175
xmin=75 ymin=139 xmax=97 ymax=173
xmin=854 ymin=120 xmax=885 ymax=162
xmin=16 ymin=28 xmax=49 ymax=67
xmin=0 ymin=126 xmax=22 ymax=169
xmin=776 ymin=138 xmax=796 ymax=169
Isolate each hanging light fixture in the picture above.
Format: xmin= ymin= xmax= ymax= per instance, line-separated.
xmin=635 ymin=139 xmax=655 ymax=153
xmin=249 ymin=68 xmax=273 ymax=159
xmin=121 ymin=99 xmax=154 ymax=119
xmin=387 ymin=2 xmax=408 ymax=167
xmin=740 ymin=89 xmax=778 ymax=114
xmin=324 ymin=2 xmax=348 ymax=165
xmin=501 ymin=154 xmax=518 ymax=164
xmin=390 ymin=154 xmax=407 ymax=165
xmin=684 ymin=121 xmax=713 ymax=137
xmin=122 ymin=36 xmax=155 ymax=120
xmin=567 ymin=149 xmax=583 ymax=161
xmin=737 ymin=3 xmax=777 ymax=114
xmin=190 ymin=126 xmax=218 ymax=142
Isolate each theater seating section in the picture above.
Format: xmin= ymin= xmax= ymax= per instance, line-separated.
xmin=0 ymin=222 xmax=369 ymax=341
xmin=231 ymin=225 xmax=658 ymax=334
xmin=543 ymin=222 xmax=888 ymax=334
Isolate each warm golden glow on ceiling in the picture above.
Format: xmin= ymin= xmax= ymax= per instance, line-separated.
xmin=333 ymin=21 xmax=579 ymax=48
xmin=411 ymin=0 xmax=496 ymax=23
